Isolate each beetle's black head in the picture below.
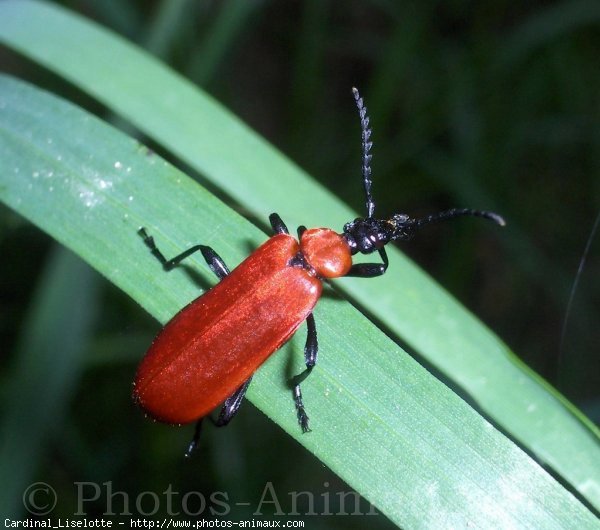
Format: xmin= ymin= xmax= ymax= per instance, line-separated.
xmin=343 ymin=214 xmax=413 ymax=255
xmin=346 ymin=88 xmax=505 ymax=256
xmin=343 ymin=209 xmax=505 ymax=256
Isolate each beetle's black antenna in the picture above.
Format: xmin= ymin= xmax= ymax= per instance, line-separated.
xmin=352 ymin=87 xmax=375 ymax=219
xmin=410 ymin=208 xmax=506 ymax=230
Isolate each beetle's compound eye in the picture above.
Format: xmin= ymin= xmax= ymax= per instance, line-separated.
xmin=300 ymin=228 xmax=352 ymax=278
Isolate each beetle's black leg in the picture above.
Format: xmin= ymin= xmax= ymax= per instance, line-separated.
xmin=293 ymin=377 xmax=312 ymax=433
xmin=291 ymin=313 xmax=318 ymax=432
xmin=297 ymin=225 xmax=307 ymax=239
xmin=185 ymin=375 xmax=248 ymax=455
xmin=184 ymin=418 xmax=204 ymax=458
xmin=303 ymin=312 xmax=318 ymax=366
xmin=269 ymin=213 xmax=290 ymax=235
xmin=199 ymin=246 xmax=230 ymax=281
xmin=345 ymin=247 xmax=389 ymax=278
xmin=138 ymin=228 xmax=230 ymax=280
xmin=213 ymin=377 xmax=254 ymax=427
xmin=186 ymin=369 xmax=251 ymax=457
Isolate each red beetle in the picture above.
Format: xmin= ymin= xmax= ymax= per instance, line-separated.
xmin=133 ymin=88 xmax=505 ymax=455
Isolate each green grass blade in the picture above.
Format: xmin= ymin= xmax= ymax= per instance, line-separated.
xmin=0 ymin=246 xmax=99 ymax=517
xmin=187 ymin=0 xmax=263 ymax=86
xmin=1 ymin=73 xmax=598 ymax=528
xmin=495 ymin=0 xmax=600 ymax=70
xmin=0 ymin=0 xmax=599 ymax=512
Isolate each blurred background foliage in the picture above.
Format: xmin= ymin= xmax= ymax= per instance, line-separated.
xmin=0 ymin=0 xmax=598 ymax=526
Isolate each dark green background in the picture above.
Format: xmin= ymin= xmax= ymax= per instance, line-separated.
xmin=1 ymin=1 xmax=598 ymax=527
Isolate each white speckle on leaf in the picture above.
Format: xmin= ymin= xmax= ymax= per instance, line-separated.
xmin=75 ymin=169 xmax=116 ymax=208
xmin=114 ymin=161 xmax=123 ymax=169
xmin=96 ymin=178 xmax=113 ymax=190
xmin=78 ymin=188 xmax=99 ymax=208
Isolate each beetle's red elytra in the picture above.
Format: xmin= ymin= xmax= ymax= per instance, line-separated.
xmin=133 ymin=233 xmax=322 ymax=425
xmin=133 ymin=88 xmax=505 ymax=456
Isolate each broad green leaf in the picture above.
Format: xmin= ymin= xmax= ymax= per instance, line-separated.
xmin=0 ymin=0 xmax=598 ymax=511
xmin=1 ymin=73 xmax=598 ymax=528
